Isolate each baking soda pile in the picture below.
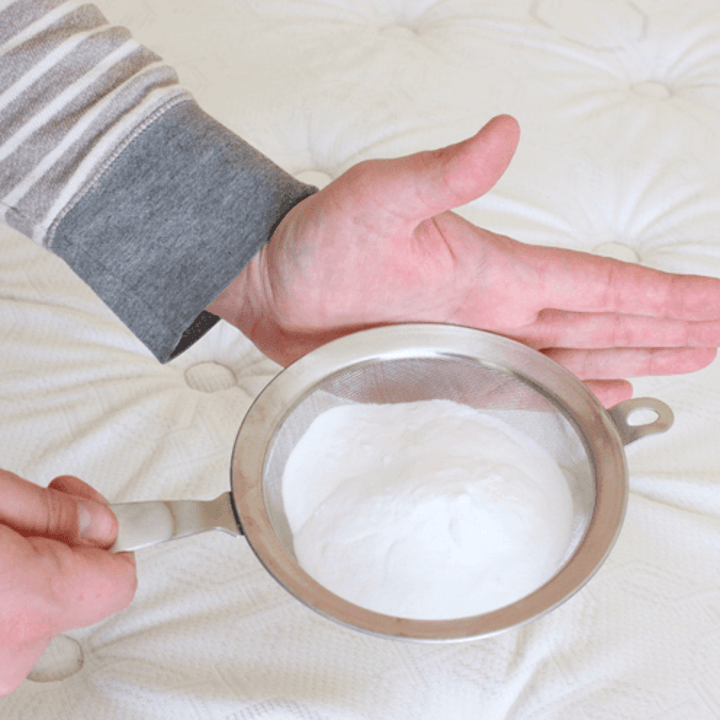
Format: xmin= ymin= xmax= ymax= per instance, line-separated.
xmin=282 ymin=399 xmax=574 ymax=619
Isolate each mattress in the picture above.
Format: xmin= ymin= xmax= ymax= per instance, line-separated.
xmin=2 ymin=0 xmax=720 ymax=717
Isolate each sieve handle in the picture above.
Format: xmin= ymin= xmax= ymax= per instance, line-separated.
xmin=108 ymin=492 xmax=241 ymax=552
xmin=608 ymin=397 xmax=674 ymax=446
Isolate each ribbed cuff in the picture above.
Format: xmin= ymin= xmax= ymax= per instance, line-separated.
xmin=49 ymin=99 xmax=317 ymax=361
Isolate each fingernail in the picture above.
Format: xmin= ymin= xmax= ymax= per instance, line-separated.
xmin=77 ymin=499 xmax=116 ymax=546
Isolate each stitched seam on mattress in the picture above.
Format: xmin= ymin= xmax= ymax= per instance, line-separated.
xmin=44 ymin=93 xmax=194 ymax=250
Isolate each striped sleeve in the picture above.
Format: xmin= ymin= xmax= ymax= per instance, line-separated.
xmin=0 ymin=0 xmax=316 ymax=361
xmin=0 ymin=0 xmax=190 ymax=243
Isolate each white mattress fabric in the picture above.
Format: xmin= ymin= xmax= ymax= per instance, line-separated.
xmin=2 ymin=0 xmax=720 ymax=717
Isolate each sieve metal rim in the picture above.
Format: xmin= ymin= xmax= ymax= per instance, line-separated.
xmin=230 ymin=323 xmax=628 ymax=641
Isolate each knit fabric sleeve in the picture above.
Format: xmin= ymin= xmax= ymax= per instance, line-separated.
xmin=0 ymin=0 xmax=317 ymax=361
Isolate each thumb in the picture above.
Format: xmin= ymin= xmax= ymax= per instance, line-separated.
xmin=0 ymin=470 xmax=118 ymax=548
xmin=369 ymin=114 xmax=520 ymax=224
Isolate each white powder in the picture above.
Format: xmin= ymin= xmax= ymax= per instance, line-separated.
xmin=281 ymin=399 xmax=574 ymax=619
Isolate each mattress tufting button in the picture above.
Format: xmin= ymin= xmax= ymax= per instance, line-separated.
xmin=296 ymin=170 xmax=333 ymax=188
xmin=28 ymin=635 xmax=84 ymax=683
xmin=380 ymin=24 xmax=417 ymax=39
xmin=632 ymin=81 xmax=672 ymax=100
xmin=593 ymin=242 xmax=641 ymax=263
xmin=185 ymin=361 xmax=238 ymax=392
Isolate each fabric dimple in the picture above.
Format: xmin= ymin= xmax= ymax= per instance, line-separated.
xmin=632 ymin=81 xmax=672 ymax=100
xmin=27 ymin=636 xmax=84 ymax=683
xmin=593 ymin=242 xmax=641 ymax=263
xmin=184 ymin=362 xmax=237 ymax=393
xmin=295 ymin=170 xmax=333 ymax=187
xmin=379 ymin=24 xmax=417 ymax=39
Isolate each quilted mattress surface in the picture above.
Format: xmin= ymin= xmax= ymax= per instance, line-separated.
xmin=2 ymin=1 xmax=720 ymax=718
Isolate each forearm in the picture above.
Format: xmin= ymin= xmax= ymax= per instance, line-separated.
xmin=0 ymin=0 xmax=315 ymax=361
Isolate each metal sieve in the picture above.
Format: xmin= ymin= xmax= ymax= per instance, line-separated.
xmin=110 ymin=324 xmax=673 ymax=641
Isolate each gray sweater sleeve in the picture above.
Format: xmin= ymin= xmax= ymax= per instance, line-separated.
xmin=0 ymin=0 xmax=316 ymax=361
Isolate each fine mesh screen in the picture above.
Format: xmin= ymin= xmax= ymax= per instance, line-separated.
xmin=263 ymin=355 xmax=596 ymax=584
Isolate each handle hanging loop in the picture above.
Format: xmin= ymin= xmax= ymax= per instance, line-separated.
xmin=608 ymin=397 xmax=674 ymax=446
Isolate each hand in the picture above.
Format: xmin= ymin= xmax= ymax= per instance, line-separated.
xmin=209 ymin=115 xmax=720 ymax=407
xmin=0 ymin=470 xmax=136 ymax=696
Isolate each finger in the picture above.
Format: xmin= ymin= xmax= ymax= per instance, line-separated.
xmin=525 ymin=243 xmax=720 ymax=322
xmin=0 ymin=634 xmax=51 ymax=696
xmin=28 ymin=537 xmax=137 ymax=633
xmin=0 ymin=529 xmax=136 ymax=695
xmin=0 ymin=470 xmax=117 ymax=548
xmin=582 ymin=380 xmax=634 ymax=408
xmin=49 ymin=475 xmax=111 ymax=506
xmin=543 ymin=346 xmax=717 ymax=380
xmin=364 ymin=114 xmax=521 ymax=225
xmin=517 ymin=309 xmax=720 ymax=350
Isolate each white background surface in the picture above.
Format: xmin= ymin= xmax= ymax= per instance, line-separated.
xmin=2 ymin=0 xmax=720 ymax=717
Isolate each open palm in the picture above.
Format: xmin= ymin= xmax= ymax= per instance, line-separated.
xmin=209 ymin=115 xmax=720 ymax=407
